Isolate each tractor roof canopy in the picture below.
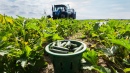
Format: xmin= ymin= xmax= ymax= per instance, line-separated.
xmin=54 ymin=4 xmax=67 ymax=7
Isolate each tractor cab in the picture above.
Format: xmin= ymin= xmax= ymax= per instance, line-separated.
xmin=52 ymin=5 xmax=67 ymax=12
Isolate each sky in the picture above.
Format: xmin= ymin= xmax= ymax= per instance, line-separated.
xmin=0 ymin=0 xmax=130 ymax=19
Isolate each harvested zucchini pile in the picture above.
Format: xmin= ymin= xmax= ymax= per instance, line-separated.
xmin=49 ymin=41 xmax=83 ymax=54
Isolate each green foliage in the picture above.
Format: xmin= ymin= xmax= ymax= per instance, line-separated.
xmin=82 ymin=19 xmax=130 ymax=72
xmin=1 ymin=14 xmax=130 ymax=73
xmin=93 ymin=66 xmax=111 ymax=73
xmin=0 ymin=14 xmax=83 ymax=72
xmin=83 ymin=49 xmax=98 ymax=65
xmin=110 ymin=39 xmax=130 ymax=51
xmin=124 ymin=68 xmax=130 ymax=73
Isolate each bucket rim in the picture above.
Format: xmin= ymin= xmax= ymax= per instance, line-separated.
xmin=45 ymin=40 xmax=87 ymax=56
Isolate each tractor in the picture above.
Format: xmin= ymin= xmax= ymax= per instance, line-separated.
xmin=52 ymin=4 xmax=76 ymax=19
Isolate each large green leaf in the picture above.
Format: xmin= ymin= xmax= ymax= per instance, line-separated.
xmin=0 ymin=50 xmax=9 ymax=56
xmin=123 ymin=59 xmax=130 ymax=66
xmin=24 ymin=45 xmax=32 ymax=57
xmin=17 ymin=59 xmax=27 ymax=68
xmin=26 ymin=23 xmax=39 ymax=31
xmin=102 ymin=46 xmax=118 ymax=57
xmin=83 ymin=49 xmax=98 ymax=65
xmin=94 ymin=66 xmax=111 ymax=73
xmin=52 ymin=34 xmax=64 ymax=41
xmin=93 ymin=23 xmax=100 ymax=31
xmin=21 ymin=59 xmax=27 ymax=68
xmin=124 ymin=68 xmax=130 ymax=73
xmin=110 ymin=39 xmax=130 ymax=51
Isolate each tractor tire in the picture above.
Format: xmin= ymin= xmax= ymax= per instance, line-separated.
xmin=60 ymin=14 xmax=66 ymax=18
xmin=72 ymin=13 xmax=76 ymax=19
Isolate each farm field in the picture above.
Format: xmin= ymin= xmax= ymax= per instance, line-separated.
xmin=0 ymin=14 xmax=130 ymax=73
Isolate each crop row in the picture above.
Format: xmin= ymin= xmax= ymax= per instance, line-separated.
xmin=1 ymin=14 xmax=130 ymax=73
xmin=0 ymin=14 xmax=84 ymax=73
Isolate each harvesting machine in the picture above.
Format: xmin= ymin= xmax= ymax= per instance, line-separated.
xmin=52 ymin=4 xmax=76 ymax=19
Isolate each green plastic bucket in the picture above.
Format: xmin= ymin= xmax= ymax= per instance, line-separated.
xmin=45 ymin=40 xmax=86 ymax=73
